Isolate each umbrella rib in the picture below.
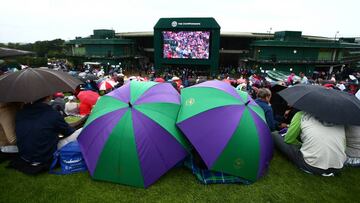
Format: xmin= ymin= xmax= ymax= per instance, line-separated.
xmin=0 ymin=71 xmax=17 ymax=80
xmin=31 ymin=69 xmax=58 ymax=96
xmin=182 ymin=104 xmax=243 ymax=120
xmin=289 ymin=87 xmax=360 ymax=114
xmin=192 ymin=86 xmax=241 ymax=100
xmin=132 ymin=82 xmax=160 ymax=104
xmin=338 ymin=91 xmax=360 ymax=108
xmin=137 ymin=103 xmax=191 ymax=149
xmin=132 ymin=108 xmax=169 ymax=169
xmin=135 ymin=104 xmax=176 ymax=122
xmin=0 ymin=70 xmax=25 ymax=101
xmin=8 ymin=69 xmax=49 ymax=102
xmin=40 ymin=69 xmax=80 ymax=90
xmin=1 ymin=68 xmax=79 ymax=103
xmin=81 ymin=109 xmax=125 ymax=160
xmin=4 ymin=71 xmax=24 ymax=101
xmin=88 ymin=108 xmax=125 ymax=123
xmin=43 ymin=69 xmax=80 ymax=88
xmin=287 ymin=88 xmax=360 ymax=124
xmin=287 ymin=90 xmax=313 ymax=106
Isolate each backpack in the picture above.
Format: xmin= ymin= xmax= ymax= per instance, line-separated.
xmin=50 ymin=141 xmax=87 ymax=174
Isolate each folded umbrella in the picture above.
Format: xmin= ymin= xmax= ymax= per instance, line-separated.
xmin=77 ymin=81 xmax=189 ymax=188
xmin=0 ymin=68 xmax=82 ymax=103
xmin=278 ymin=84 xmax=360 ymax=125
xmin=177 ymin=80 xmax=273 ymax=182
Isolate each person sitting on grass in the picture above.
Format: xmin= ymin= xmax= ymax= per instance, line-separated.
xmin=255 ymin=88 xmax=279 ymax=131
xmin=0 ymin=102 xmax=22 ymax=163
xmin=272 ymin=111 xmax=346 ymax=176
xmin=64 ymin=96 xmax=79 ymax=116
xmin=344 ymin=126 xmax=360 ymax=167
xmin=9 ymin=96 xmax=86 ymax=175
xmin=0 ymin=102 xmax=22 ymax=149
xmin=50 ymin=92 xmax=66 ymax=116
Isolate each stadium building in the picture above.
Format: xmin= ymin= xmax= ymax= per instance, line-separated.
xmin=67 ymin=27 xmax=360 ymax=74
xmin=66 ymin=29 xmax=137 ymax=69
xmin=249 ymin=31 xmax=360 ymax=74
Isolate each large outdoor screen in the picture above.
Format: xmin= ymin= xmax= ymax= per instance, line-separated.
xmin=162 ymin=31 xmax=210 ymax=59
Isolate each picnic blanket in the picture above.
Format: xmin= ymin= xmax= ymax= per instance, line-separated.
xmin=184 ymin=155 xmax=252 ymax=185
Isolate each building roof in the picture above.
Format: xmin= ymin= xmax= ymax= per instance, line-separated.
xmin=116 ymin=31 xmax=333 ymax=41
xmin=66 ymin=38 xmax=134 ymax=45
xmin=116 ymin=32 xmax=154 ymax=37
xmin=154 ymin=18 xmax=220 ymax=29
xmin=251 ymin=40 xmax=360 ymax=49
xmin=116 ymin=31 xmax=272 ymax=38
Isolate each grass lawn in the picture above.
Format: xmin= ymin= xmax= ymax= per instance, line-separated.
xmin=0 ymin=151 xmax=359 ymax=202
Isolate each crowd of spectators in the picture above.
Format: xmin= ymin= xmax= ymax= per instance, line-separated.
xmin=2 ymin=62 xmax=360 ymax=176
xmin=163 ymin=31 xmax=210 ymax=59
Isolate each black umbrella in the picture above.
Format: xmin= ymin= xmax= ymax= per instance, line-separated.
xmin=84 ymin=73 xmax=98 ymax=81
xmin=278 ymin=84 xmax=360 ymax=125
xmin=77 ymin=73 xmax=98 ymax=83
xmin=270 ymin=84 xmax=288 ymax=117
xmin=271 ymin=84 xmax=287 ymax=93
xmin=0 ymin=68 xmax=83 ymax=103
xmin=0 ymin=47 xmax=34 ymax=58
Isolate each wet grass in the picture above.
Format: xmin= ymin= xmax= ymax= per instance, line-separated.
xmin=0 ymin=151 xmax=359 ymax=202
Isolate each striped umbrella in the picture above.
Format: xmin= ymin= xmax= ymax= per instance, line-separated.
xmin=98 ymin=80 xmax=117 ymax=90
xmin=176 ymin=80 xmax=273 ymax=182
xmin=78 ymin=81 xmax=189 ymax=188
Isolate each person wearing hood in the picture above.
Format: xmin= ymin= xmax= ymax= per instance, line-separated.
xmin=50 ymin=92 xmax=66 ymax=116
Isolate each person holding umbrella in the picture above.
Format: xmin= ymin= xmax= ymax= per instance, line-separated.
xmin=0 ymin=68 xmax=86 ymax=174
xmin=273 ymin=85 xmax=357 ymax=176
xmin=10 ymin=95 xmax=86 ymax=175
xmin=272 ymin=111 xmax=346 ymax=176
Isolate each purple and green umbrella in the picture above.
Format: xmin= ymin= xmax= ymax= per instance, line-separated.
xmin=176 ymin=80 xmax=273 ymax=182
xmin=78 ymin=81 xmax=189 ymax=188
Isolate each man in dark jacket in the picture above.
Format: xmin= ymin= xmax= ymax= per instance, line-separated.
xmin=11 ymin=96 xmax=76 ymax=174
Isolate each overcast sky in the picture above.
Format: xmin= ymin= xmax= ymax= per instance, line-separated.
xmin=0 ymin=0 xmax=358 ymax=43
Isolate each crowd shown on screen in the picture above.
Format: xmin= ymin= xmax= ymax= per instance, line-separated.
xmin=163 ymin=31 xmax=210 ymax=59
